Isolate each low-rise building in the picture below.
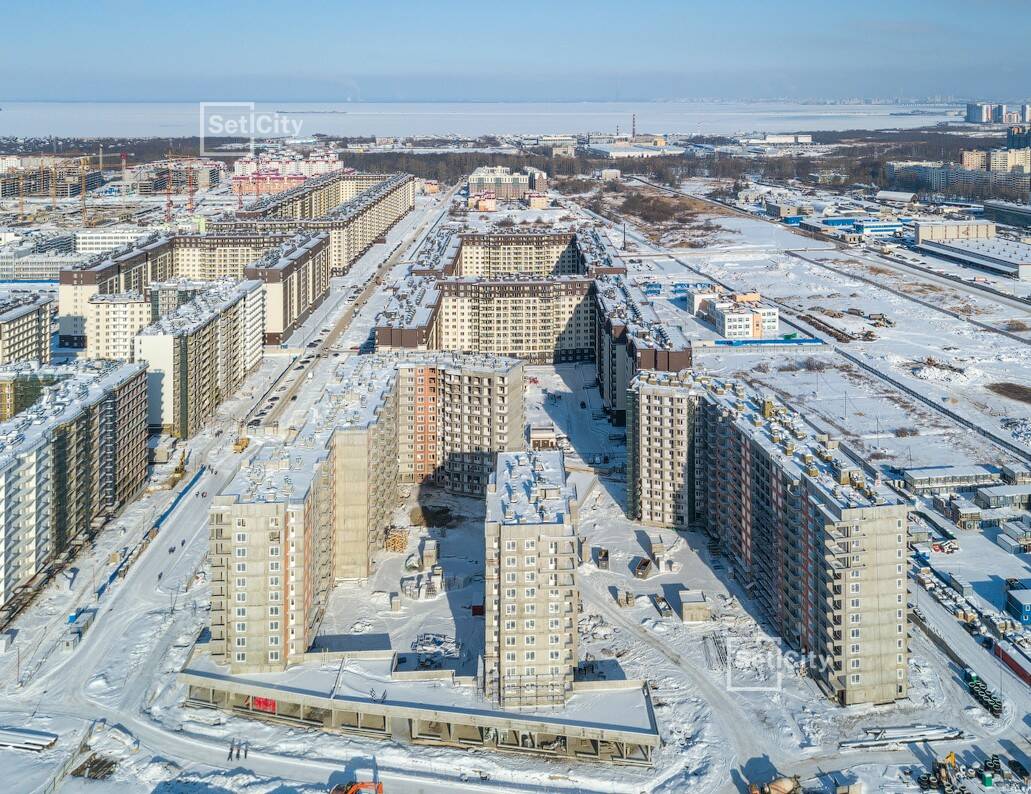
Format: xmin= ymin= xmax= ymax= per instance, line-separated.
xmin=913 ymin=220 xmax=996 ymax=244
xmin=914 ymin=238 xmax=1031 ymax=280
xmin=73 ymin=228 xmax=149 ymax=255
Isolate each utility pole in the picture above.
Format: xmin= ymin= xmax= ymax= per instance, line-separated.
xmin=622 ymin=222 xmax=627 ymax=250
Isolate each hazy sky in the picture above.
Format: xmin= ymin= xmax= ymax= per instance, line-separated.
xmin=3 ymin=0 xmax=1029 ymax=102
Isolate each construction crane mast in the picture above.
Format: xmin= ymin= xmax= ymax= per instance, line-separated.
xmin=80 ymin=155 xmax=91 ymax=226
xmin=187 ymin=166 xmax=196 ymax=214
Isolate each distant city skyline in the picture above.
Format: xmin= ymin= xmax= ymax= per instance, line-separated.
xmin=3 ymin=0 xmax=1031 ymax=103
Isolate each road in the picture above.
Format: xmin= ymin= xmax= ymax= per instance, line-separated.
xmin=259 ymin=183 xmax=459 ymax=431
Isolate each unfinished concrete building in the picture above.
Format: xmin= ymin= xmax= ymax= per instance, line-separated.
xmin=626 ymin=370 xmax=910 ymax=706
xmin=484 ymin=450 xmax=582 ymax=708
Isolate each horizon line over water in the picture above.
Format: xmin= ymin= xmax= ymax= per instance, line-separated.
xmin=0 ymin=100 xmax=956 ymax=139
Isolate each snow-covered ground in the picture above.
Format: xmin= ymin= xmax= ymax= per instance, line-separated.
xmin=4 ymin=177 xmax=1031 ymax=793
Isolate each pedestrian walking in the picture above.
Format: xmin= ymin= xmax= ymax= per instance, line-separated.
xmin=227 ymin=740 xmax=233 ymax=760
xmin=243 ymin=742 xmax=248 ymax=759
xmin=236 ymin=743 xmax=241 ymax=760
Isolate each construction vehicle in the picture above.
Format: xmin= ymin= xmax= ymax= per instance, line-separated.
xmin=748 ymin=775 xmax=801 ymax=794
xmin=329 ymin=784 xmax=383 ymax=794
xmin=168 ymin=451 xmax=187 ymax=487
xmin=233 ymin=436 xmax=250 ymax=453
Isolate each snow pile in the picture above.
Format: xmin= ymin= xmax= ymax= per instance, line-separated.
xmin=910 ymin=361 xmax=974 ymax=384
xmin=578 ymin=613 xmax=615 ymax=641
xmin=348 ymin=617 xmax=373 ymax=634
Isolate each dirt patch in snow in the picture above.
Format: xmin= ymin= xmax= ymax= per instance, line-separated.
xmin=987 ymin=381 xmax=1031 ymax=405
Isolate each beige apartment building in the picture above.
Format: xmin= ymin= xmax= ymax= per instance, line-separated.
xmin=989 ymin=147 xmax=1031 ymax=173
xmin=467 ymin=167 xmax=546 ymax=201
xmin=483 ymin=450 xmax=582 ymax=709
xmin=85 ymin=292 xmax=152 ymax=360
xmin=0 ymin=361 xmax=148 ymax=610
xmin=960 ymin=150 xmax=988 ymax=170
xmin=0 ymin=290 xmax=53 ymax=364
xmin=376 ymin=227 xmax=617 ymax=365
xmin=209 ymin=351 xmax=525 ymax=673
xmin=134 ymin=279 xmax=265 ymax=437
xmin=243 ymin=233 xmax=332 ymax=344
xmin=208 ymin=444 xmax=334 ymax=673
xmin=431 ymin=278 xmax=597 ymax=364
xmin=627 ymin=370 xmax=910 ymax=706
xmin=455 ymin=233 xmax=581 ymax=278
xmin=220 ymin=172 xmax=416 ymax=274
xmin=59 ymin=231 xmax=328 ymax=348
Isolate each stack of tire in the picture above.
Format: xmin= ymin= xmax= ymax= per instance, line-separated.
xmin=968 ymin=678 xmax=1004 ymax=717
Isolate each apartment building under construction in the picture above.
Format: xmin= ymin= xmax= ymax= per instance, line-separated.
xmin=484 ymin=450 xmax=582 ymax=708
xmin=0 ymin=361 xmax=148 ymax=610
xmin=626 ymin=370 xmax=910 ymax=706
xmin=208 ymin=351 xmax=524 ymax=673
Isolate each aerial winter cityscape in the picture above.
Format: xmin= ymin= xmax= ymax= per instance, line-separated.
xmin=2 ymin=3 xmax=1031 ymax=793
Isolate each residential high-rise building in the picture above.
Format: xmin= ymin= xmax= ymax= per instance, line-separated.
xmin=464 ymin=167 xmax=546 ymax=201
xmin=0 ymin=361 xmax=148 ymax=609
xmin=961 ymin=149 xmax=988 ymax=170
xmin=209 ymin=443 xmax=334 ymax=672
xmin=134 ymin=279 xmax=265 ymax=437
xmin=1008 ymin=126 xmax=1031 ymax=149
xmin=965 ymin=103 xmax=993 ymax=124
xmin=85 ymin=292 xmax=152 ymax=361
xmin=484 ymin=450 xmax=581 ymax=708
xmin=219 ymin=171 xmax=415 ymax=274
xmin=59 ymin=231 xmax=328 ymax=348
xmin=626 ymin=370 xmax=910 ymax=706
xmin=209 ymin=351 xmax=525 ymax=673
xmin=0 ymin=290 xmax=53 ymax=364
xmin=988 ymin=147 xmax=1031 ymax=173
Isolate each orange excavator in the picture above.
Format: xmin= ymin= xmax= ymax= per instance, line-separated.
xmin=329 ymin=784 xmax=383 ymax=794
